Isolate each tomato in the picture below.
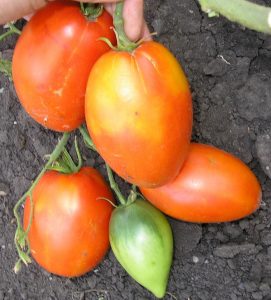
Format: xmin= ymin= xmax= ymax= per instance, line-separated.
xmin=12 ymin=0 xmax=115 ymax=132
xmin=141 ymin=143 xmax=262 ymax=223
xmin=110 ymin=198 xmax=173 ymax=298
xmin=85 ymin=41 xmax=193 ymax=188
xmin=23 ymin=167 xmax=114 ymax=277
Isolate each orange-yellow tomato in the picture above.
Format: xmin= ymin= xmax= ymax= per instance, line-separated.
xmin=85 ymin=42 xmax=193 ymax=188
xmin=12 ymin=1 xmax=115 ymax=132
xmin=23 ymin=167 xmax=114 ymax=277
xmin=141 ymin=143 xmax=262 ymax=223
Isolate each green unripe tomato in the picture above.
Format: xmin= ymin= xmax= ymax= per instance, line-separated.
xmin=109 ymin=198 xmax=173 ymax=298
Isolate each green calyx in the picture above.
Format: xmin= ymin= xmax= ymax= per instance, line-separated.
xmin=80 ymin=3 xmax=103 ymax=20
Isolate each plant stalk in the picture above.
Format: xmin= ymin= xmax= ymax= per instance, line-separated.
xmin=114 ymin=1 xmax=137 ymax=51
xmin=13 ymin=132 xmax=70 ymax=269
xmin=0 ymin=23 xmax=21 ymax=42
xmin=199 ymin=0 xmax=271 ymax=35
xmin=105 ymin=164 xmax=127 ymax=206
xmin=80 ymin=3 xmax=103 ymax=20
xmin=78 ymin=126 xmax=127 ymax=206
xmin=79 ymin=126 xmax=96 ymax=151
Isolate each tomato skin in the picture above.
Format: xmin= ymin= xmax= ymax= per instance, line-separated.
xmin=12 ymin=0 xmax=115 ymax=132
xmin=23 ymin=167 xmax=114 ymax=277
xmin=85 ymin=41 xmax=193 ymax=188
xmin=141 ymin=143 xmax=262 ymax=223
xmin=110 ymin=199 xmax=173 ymax=298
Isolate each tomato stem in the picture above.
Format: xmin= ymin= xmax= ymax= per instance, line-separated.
xmin=199 ymin=0 xmax=271 ymax=35
xmin=78 ymin=126 xmax=129 ymax=206
xmin=105 ymin=164 xmax=127 ymax=206
xmin=74 ymin=136 xmax=83 ymax=172
xmin=80 ymin=3 xmax=103 ymax=20
xmin=0 ymin=22 xmax=21 ymax=42
xmin=114 ymin=1 xmax=137 ymax=51
xmin=48 ymin=137 xmax=83 ymax=173
xmin=13 ymin=132 xmax=70 ymax=272
xmin=79 ymin=125 xmax=96 ymax=152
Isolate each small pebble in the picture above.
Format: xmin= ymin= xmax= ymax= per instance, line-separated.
xmin=192 ymin=256 xmax=199 ymax=263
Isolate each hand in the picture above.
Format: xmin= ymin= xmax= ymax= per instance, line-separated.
xmin=102 ymin=0 xmax=150 ymax=41
xmin=0 ymin=0 xmax=150 ymax=41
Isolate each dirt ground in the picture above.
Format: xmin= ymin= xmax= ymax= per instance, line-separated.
xmin=1 ymin=0 xmax=271 ymax=299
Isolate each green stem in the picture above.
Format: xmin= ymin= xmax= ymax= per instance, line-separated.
xmin=105 ymin=164 xmax=127 ymax=206
xmin=47 ymin=137 xmax=83 ymax=173
xmin=13 ymin=133 xmax=70 ymax=269
xmin=74 ymin=137 xmax=83 ymax=172
xmin=199 ymin=0 xmax=271 ymax=35
xmin=0 ymin=30 xmax=15 ymax=42
xmin=24 ymin=194 xmax=34 ymax=236
xmin=8 ymin=23 xmax=21 ymax=35
xmin=47 ymin=163 xmax=71 ymax=174
xmin=0 ymin=23 xmax=21 ymax=41
xmin=114 ymin=1 xmax=137 ymax=51
xmin=61 ymin=149 xmax=78 ymax=172
xmin=80 ymin=3 xmax=103 ymax=20
xmin=80 ymin=2 xmax=84 ymax=12
xmin=78 ymin=126 xmax=128 ymax=206
xmin=79 ymin=125 xmax=96 ymax=152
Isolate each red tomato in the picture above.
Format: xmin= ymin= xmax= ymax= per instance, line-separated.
xmin=85 ymin=42 xmax=193 ymax=188
xmin=141 ymin=143 xmax=262 ymax=223
xmin=12 ymin=0 xmax=115 ymax=132
xmin=23 ymin=167 xmax=114 ymax=277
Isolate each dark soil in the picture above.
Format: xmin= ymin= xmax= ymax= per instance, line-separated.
xmin=1 ymin=0 xmax=271 ymax=299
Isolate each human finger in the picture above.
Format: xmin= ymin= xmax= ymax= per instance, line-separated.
xmin=122 ymin=0 xmax=144 ymax=41
xmin=105 ymin=0 xmax=150 ymax=42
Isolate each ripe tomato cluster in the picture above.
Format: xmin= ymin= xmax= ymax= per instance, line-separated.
xmin=10 ymin=0 xmax=262 ymax=298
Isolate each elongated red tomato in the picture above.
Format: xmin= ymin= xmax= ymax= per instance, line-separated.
xmin=12 ymin=0 xmax=115 ymax=132
xmin=23 ymin=167 xmax=114 ymax=277
xmin=85 ymin=42 xmax=193 ymax=188
xmin=141 ymin=143 xmax=262 ymax=223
